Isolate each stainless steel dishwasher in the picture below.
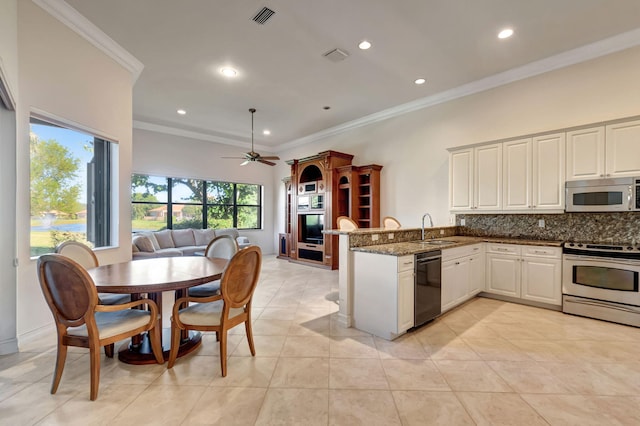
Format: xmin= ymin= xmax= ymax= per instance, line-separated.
xmin=415 ymin=250 xmax=442 ymax=327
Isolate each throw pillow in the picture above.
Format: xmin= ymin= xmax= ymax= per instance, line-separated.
xmin=155 ymin=229 xmax=175 ymax=248
xmin=138 ymin=231 xmax=160 ymax=250
xmin=132 ymin=243 xmax=140 ymax=253
xmin=194 ymin=228 xmax=216 ymax=246
xmin=133 ymin=235 xmax=155 ymax=252
xmin=172 ymin=229 xmax=195 ymax=247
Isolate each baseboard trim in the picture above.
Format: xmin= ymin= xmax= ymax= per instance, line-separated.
xmin=0 ymin=337 xmax=18 ymax=355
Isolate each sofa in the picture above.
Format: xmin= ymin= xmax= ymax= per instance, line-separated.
xmin=132 ymin=228 xmax=250 ymax=260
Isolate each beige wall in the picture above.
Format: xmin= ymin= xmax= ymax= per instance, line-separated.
xmin=16 ymin=1 xmax=134 ymax=337
xmin=275 ymin=46 xmax=640 ymax=233
xmin=133 ymin=129 xmax=277 ymax=252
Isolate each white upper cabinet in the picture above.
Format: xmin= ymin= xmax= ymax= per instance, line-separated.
xmin=503 ymin=138 xmax=532 ymax=211
xmin=449 ymin=144 xmax=501 ymax=212
xmin=566 ymin=127 xmax=605 ymax=180
xmin=567 ymin=119 xmax=640 ymax=181
xmin=605 ymin=119 xmax=640 ymax=178
xmin=532 ymin=133 xmax=565 ymax=210
xmin=475 ymin=143 xmax=502 ymax=210
xmin=449 ymin=148 xmax=474 ymax=210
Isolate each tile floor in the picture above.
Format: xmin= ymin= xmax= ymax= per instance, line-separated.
xmin=3 ymin=255 xmax=640 ymax=425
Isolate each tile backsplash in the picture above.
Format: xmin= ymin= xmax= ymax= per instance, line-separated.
xmin=457 ymin=212 xmax=640 ymax=244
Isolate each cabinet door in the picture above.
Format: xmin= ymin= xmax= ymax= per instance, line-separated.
xmin=397 ymin=269 xmax=415 ymax=333
xmin=521 ymin=257 xmax=562 ymax=305
xmin=485 ymin=254 xmax=520 ymax=297
xmin=503 ymin=138 xmax=531 ymax=211
xmin=566 ymin=127 xmax=605 ymax=180
xmin=605 ymin=119 xmax=640 ymax=177
xmin=468 ymin=253 xmax=485 ymax=296
xmin=450 ymin=148 xmax=474 ymax=211
xmin=441 ymin=257 xmax=470 ymax=312
xmin=474 ymin=143 xmax=502 ymax=210
xmin=532 ymin=133 xmax=565 ymax=210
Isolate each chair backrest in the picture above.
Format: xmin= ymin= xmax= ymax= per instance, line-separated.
xmin=219 ymin=246 xmax=262 ymax=309
xmin=337 ymin=216 xmax=358 ymax=231
xmin=205 ymin=235 xmax=239 ymax=260
xmin=383 ymin=216 xmax=401 ymax=230
xmin=55 ymin=241 xmax=99 ymax=269
xmin=37 ymin=254 xmax=99 ymax=328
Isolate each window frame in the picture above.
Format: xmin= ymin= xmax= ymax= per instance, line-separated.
xmin=131 ymin=174 xmax=263 ymax=231
xmin=29 ymin=111 xmax=118 ymax=257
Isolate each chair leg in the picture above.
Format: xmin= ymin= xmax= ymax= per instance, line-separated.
xmin=149 ymin=326 xmax=165 ymax=364
xmin=219 ymin=329 xmax=228 ymax=377
xmin=104 ymin=343 xmax=114 ymax=358
xmin=89 ymin=344 xmax=101 ymax=401
xmin=167 ymin=321 xmax=181 ymax=368
xmin=245 ymin=319 xmax=256 ymax=356
xmin=51 ymin=339 xmax=68 ymax=395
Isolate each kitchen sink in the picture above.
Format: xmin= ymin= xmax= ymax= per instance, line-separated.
xmin=410 ymin=240 xmax=457 ymax=246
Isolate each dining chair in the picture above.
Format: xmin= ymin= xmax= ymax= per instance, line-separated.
xmin=168 ymin=246 xmax=262 ymax=376
xmin=55 ymin=241 xmax=131 ymax=306
xmin=337 ymin=216 xmax=359 ymax=231
xmin=37 ymin=254 xmax=164 ymax=401
xmin=382 ymin=216 xmax=402 ymax=229
xmin=188 ymin=235 xmax=239 ymax=298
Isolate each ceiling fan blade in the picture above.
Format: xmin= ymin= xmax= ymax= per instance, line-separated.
xmin=222 ymin=156 xmax=248 ymax=159
xmin=240 ymin=159 xmax=251 ymax=166
xmin=259 ymin=155 xmax=280 ymax=160
xmin=257 ymin=158 xmax=276 ymax=166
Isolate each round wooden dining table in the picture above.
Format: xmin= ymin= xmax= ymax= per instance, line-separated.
xmin=87 ymin=256 xmax=227 ymax=365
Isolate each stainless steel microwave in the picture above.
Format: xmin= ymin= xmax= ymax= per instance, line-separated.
xmin=565 ymin=177 xmax=640 ymax=212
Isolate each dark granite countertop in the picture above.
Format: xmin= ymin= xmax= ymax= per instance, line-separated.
xmin=351 ymin=235 xmax=563 ymax=256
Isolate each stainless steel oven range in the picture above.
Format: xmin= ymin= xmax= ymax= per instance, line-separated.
xmin=562 ymin=242 xmax=640 ymax=327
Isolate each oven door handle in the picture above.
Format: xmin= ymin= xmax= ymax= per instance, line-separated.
xmin=565 ymin=297 xmax=640 ymax=314
xmin=563 ymin=254 xmax=640 ymax=266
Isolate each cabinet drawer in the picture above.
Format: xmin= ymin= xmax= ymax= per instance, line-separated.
xmin=442 ymin=243 xmax=483 ymax=261
xmin=486 ymin=243 xmax=520 ymax=255
xmin=398 ymin=256 xmax=415 ymax=272
xmin=522 ymin=246 xmax=561 ymax=259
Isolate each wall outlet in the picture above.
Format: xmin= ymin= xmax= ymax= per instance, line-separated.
xmin=538 ymin=219 xmax=545 ymax=228
xmin=461 ymin=218 xmax=466 ymax=226
xmin=440 ymin=229 xmax=445 ymax=235
xmin=388 ymin=233 xmax=394 ymax=240
xmin=372 ymin=234 xmax=379 ymax=241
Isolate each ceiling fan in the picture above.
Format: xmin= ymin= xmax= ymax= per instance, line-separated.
xmin=223 ymin=108 xmax=280 ymax=166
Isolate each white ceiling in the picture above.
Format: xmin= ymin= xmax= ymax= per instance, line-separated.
xmin=63 ymin=0 xmax=640 ymax=152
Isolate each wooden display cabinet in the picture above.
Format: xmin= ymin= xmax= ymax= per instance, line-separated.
xmin=285 ymin=151 xmax=382 ymax=270
xmin=277 ymin=177 xmax=293 ymax=259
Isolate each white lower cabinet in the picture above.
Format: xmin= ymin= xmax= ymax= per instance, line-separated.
xmin=485 ymin=244 xmax=562 ymax=306
xmin=353 ymin=252 xmax=414 ymax=340
xmin=441 ymin=244 xmax=484 ymax=313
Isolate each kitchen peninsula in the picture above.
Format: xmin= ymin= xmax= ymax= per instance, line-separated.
xmin=326 ymin=226 xmax=563 ymax=340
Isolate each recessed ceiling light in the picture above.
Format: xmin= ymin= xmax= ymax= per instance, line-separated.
xmin=263 ymin=130 xmax=271 ymax=135
xmin=414 ymin=78 xmax=426 ymax=85
xmin=498 ymin=28 xmax=514 ymax=39
xmin=358 ymin=40 xmax=372 ymax=50
xmin=177 ymin=109 xmax=186 ymax=115
xmin=220 ymin=67 xmax=238 ymax=77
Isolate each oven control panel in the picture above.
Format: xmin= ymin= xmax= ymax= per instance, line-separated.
xmin=564 ymin=242 xmax=640 ymax=259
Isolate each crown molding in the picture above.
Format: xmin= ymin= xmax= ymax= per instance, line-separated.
xmin=275 ymin=27 xmax=640 ymax=152
xmin=32 ymin=0 xmax=144 ymax=83
xmin=133 ymin=121 xmax=275 ymax=153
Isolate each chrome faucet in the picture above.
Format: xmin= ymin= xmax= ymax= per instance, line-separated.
xmin=421 ymin=213 xmax=433 ymax=240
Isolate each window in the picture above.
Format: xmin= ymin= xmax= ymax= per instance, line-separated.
xmin=131 ymin=174 xmax=262 ymax=231
xmin=30 ymin=117 xmax=115 ymax=256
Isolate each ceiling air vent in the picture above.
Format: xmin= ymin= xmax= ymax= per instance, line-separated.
xmin=253 ymin=7 xmax=275 ymax=24
xmin=323 ymin=48 xmax=349 ymax=62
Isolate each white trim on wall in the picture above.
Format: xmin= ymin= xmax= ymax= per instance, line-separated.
xmin=0 ymin=58 xmax=16 ymax=110
xmin=32 ymin=0 xmax=144 ymax=83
